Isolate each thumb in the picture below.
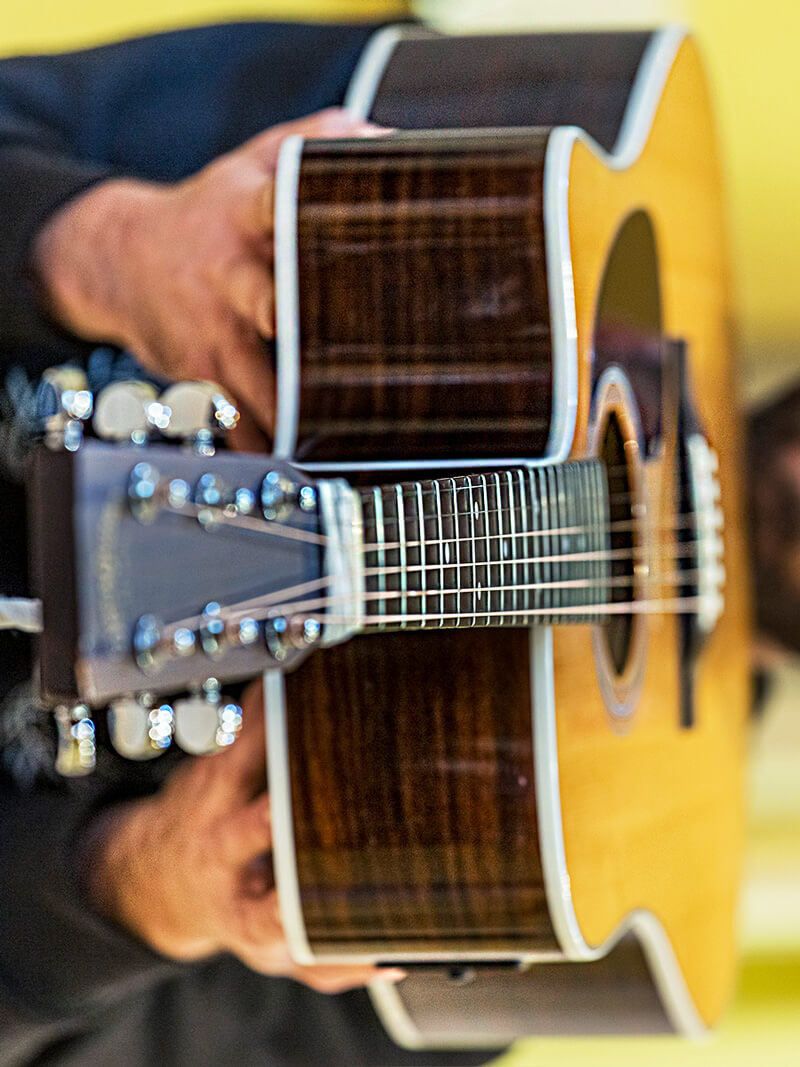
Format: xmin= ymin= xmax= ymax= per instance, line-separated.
xmin=218 ymin=793 xmax=272 ymax=867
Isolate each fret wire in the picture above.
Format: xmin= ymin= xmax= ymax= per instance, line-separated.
xmin=538 ymin=467 xmax=551 ymax=619
xmin=373 ymin=486 xmax=387 ymax=629
xmin=434 ymin=480 xmax=445 ymax=627
xmin=479 ymin=474 xmax=491 ymax=626
xmin=396 ymin=484 xmax=408 ymax=629
xmin=449 ymin=478 xmax=461 ymax=629
xmin=415 ymin=481 xmax=427 ymax=627
xmin=468 ymin=477 xmax=478 ymax=627
xmin=517 ymin=469 xmax=530 ymax=625
xmin=505 ymin=472 xmax=517 ymax=623
xmin=494 ymin=473 xmax=505 ymax=626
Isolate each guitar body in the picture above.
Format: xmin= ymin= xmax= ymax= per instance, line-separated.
xmin=264 ymin=26 xmax=751 ymax=1046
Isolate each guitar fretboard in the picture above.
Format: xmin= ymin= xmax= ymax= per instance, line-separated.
xmin=358 ymin=462 xmax=611 ymax=630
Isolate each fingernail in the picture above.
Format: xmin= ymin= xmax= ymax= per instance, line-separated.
xmin=378 ymin=968 xmax=407 ymax=983
xmin=358 ymin=124 xmax=395 ymax=137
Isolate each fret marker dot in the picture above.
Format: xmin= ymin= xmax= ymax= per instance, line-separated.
xmin=477 ymin=583 xmax=482 ymax=600
xmin=473 ymin=501 xmax=480 ymax=521
xmin=502 ymin=540 xmax=510 ymax=559
xmin=444 ymin=543 xmax=451 ymax=564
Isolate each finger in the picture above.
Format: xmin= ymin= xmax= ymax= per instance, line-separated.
xmin=227 ymin=173 xmax=273 ymax=254
xmin=241 ymin=853 xmax=275 ymax=898
xmin=241 ymin=107 xmax=386 ymax=168
xmin=203 ymin=693 xmax=267 ymax=805
xmin=291 ymin=964 xmax=407 ymax=996
xmin=224 ymin=256 xmax=274 ymax=338
xmin=215 ymin=326 xmax=276 ymax=439
xmin=227 ymin=406 xmax=269 ymax=453
xmin=217 ymin=793 xmax=272 ymax=867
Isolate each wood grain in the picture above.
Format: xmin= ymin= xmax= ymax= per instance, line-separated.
xmin=283 ymin=629 xmax=558 ymax=954
xmin=293 ymin=134 xmax=553 ymax=463
xmin=554 ymin=36 xmax=751 ymax=1027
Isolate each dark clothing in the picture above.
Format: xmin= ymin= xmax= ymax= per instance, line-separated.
xmin=0 ymin=22 xmax=498 ymax=1067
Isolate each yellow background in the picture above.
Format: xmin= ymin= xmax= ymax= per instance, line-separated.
xmin=2 ymin=1 xmax=798 ymax=1065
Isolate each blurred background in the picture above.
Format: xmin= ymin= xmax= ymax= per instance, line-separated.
xmin=2 ymin=1 xmax=798 ymax=1064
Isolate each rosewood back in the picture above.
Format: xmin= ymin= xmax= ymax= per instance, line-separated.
xmin=290 ymin=134 xmax=553 ymax=463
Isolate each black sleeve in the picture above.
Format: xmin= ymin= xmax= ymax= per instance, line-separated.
xmin=0 ymin=58 xmax=119 ymax=362
xmin=0 ymin=20 xmax=387 ymax=376
xmin=0 ymin=778 xmax=181 ymax=1035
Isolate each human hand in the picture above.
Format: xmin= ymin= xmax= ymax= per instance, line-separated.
xmin=83 ymin=679 xmax=402 ymax=993
xmin=32 ymin=109 xmax=381 ymax=447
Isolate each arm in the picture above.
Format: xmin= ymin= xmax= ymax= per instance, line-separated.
xmin=0 ymin=680 xmax=396 ymax=1051
xmin=0 ymin=57 xmax=118 ymax=363
xmin=0 ymin=775 xmax=180 ymax=1029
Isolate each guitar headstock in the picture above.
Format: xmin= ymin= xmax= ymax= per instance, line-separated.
xmin=30 ymin=440 xmax=327 ymax=708
xmin=26 ymin=372 xmax=350 ymax=773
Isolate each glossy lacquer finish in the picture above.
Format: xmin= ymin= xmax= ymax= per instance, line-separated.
xmin=292 ymin=134 xmax=552 ymax=464
xmin=283 ymin=628 xmax=557 ymax=953
xmin=274 ymin=27 xmax=749 ymax=1043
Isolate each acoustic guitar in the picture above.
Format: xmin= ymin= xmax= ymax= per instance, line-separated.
xmin=29 ymin=25 xmax=750 ymax=1050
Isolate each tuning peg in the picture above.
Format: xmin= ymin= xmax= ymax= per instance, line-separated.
xmin=54 ymin=704 xmax=96 ymax=776
xmin=157 ymin=381 xmax=239 ymax=454
xmin=93 ymin=380 xmax=158 ymax=443
xmin=37 ymin=366 xmax=94 ymax=451
xmin=173 ymin=678 xmax=242 ymax=755
xmin=107 ymin=694 xmax=174 ymax=759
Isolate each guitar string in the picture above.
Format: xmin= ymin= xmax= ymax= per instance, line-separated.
xmin=167 ymin=496 xmax=708 ymax=557
xmin=157 ymin=542 xmax=705 ymax=637
xmin=358 ymin=514 xmax=698 ymax=555
xmin=261 ymin=597 xmax=707 ymax=629
xmin=159 ymin=547 xmax=710 ymax=637
xmin=217 ymin=571 xmax=705 ymax=623
xmin=154 ymin=466 xmax=715 ymax=636
xmin=160 ymin=592 xmax=709 ymax=643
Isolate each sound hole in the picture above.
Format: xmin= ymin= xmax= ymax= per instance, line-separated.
xmin=602 ymin=412 xmax=635 ymax=675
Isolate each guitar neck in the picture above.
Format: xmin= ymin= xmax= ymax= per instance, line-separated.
xmin=356 ymin=461 xmax=611 ymax=631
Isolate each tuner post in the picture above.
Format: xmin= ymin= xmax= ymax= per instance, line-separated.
xmin=54 ymin=704 xmax=96 ymax=776
xmin=37 ymin=366 xmax=93 ymax=452
xmin=157 ymin=381 xmax=239 ymax=454
xmin=107 ymin=694 xmax=174 ymax=759
xmin=93 ymin=380 xmax=159 ymax=444
xmin=172 ymin=679 xmax=242 ymax=755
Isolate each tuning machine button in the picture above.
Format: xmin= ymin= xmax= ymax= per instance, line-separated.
xmin=107 ymin=695 xmax=174 ymax=759
xmin=173 ymin=679 xmax=242 ymax=755
xmin=157 ymin=381 xmax=239 ymax=454
xmin=54 ymin=704 xmax=96 ymax=776
xmin=37 ymin=367 xmax=94 ymax=451
xmin=93 ymin=380 xmax=159 ymax=443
